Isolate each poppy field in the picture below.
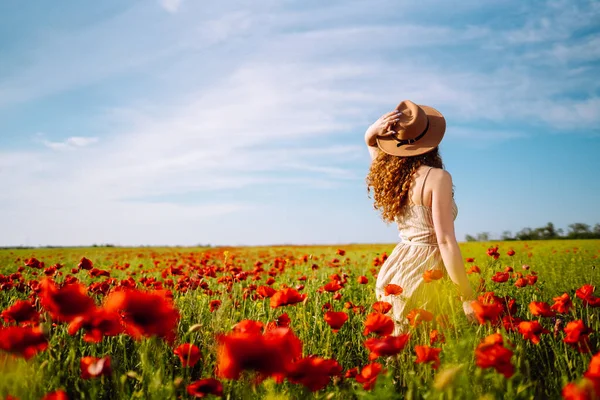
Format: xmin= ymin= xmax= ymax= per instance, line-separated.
xmin=0 ymin=240 xmax=599 ymax=400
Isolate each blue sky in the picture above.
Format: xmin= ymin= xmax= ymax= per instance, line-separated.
xmin=0 ymin=0 xmax=599 ymax=247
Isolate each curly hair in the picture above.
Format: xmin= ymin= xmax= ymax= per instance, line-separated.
xmin=366 ymin=147 xmax=444 ymax=223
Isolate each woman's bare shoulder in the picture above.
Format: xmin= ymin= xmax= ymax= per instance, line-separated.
xmin=427 ymin=168 xmax=452 ymax=184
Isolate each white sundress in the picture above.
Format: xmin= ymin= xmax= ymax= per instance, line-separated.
xmin=374 ymin=167 xmax=458 ymax=334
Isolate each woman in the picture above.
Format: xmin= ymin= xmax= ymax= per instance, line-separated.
xmin=365 ymin=100 xmax=475 ymax=333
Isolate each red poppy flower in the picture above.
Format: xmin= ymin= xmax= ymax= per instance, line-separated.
xmin=364 ymin=334 xmax=410 ymax=360
xmin=563 ymin=320 xmax=594 ymax=353
xmin=216 ymin=327 xmax=302 ymax=380
xmin=526 ymin=275 xmax=538 ymax=286
xmin=583 ymin=352 xmax=600 ymax=393
xmin=507 ymin=249 xmax=515 ymax=256
xmin=286 ymin=356 xmax=342 ymax=391
xmin=423 ymin=269 xmax=444 ymax=283
xmin=471 ymin=301 xmax=503 ymax=325
xmin=39 ymin=278 xmax=97 ymax=323
xmin=357 ymin=276 xmax=369 ymax=284
xmin=406 ymin=309 xmax=434 ymax=327
xmin=363 ymin=313 xmax=394 ymax=336
xmin=414 ymin=345 xmax=441 ymax=369
xmin=80 ymin=356 xmax=111 ymax=379
xmin=491 ymin=272 xmax=509 ymax=283
xmin=550 ymin=293 xmax=573 ymax=314
xmin=336 ymin=249 xmax=346 ymax=256
xmin=256 ymin=286 xmax=276 ymax=299
xmin=67 ymin=309 xmax=123 ymax=343
xmin=517 ymin=321 xmax=549 ymax=344
xmin=487 ymin=247 xmax=500 ymax=259
xmin=322 ymin=281 xmax=343 ymax=293
xmin=576 ymin=284 xmax=595 ymax=300
xmin=25 ymin=257 xmax=43 ymax=269
xmin=514 ymin=278 xmax=528 ymax=288
xmin=78 ymin=257 xmax=93 ymax=270
xmin=210 ymin=300 xmax=222 ymax=313
xmin=561 ymin=381 xmax=595 ymax=400
xmin=0 ymin=326 xmax=48 ymax=359
xmin=344 ymin=367 xmax=358 ymax=379
xmin=355 ymin=362 xmax=384 ymax=390
xmin=1 ymin=300 xmax=39 ymax=325
xmin=42 ymin=390 xmax=69 ymax=400
xmin=430 ymin=329 xmax=445 ymax=345
xmin=502 ymin=315 xmax=524 ymax=332
xmin=233 ymin=320 xmax=264 ymax=334
xmin=323 ymin=311 xmax=348 ymax=333
xmin=187 ymin=378 xmax=223 ymax=398
xmin=529 ymin=301 xmax=556 ymax=318
xmin=103 ymin=289 xmax=180 ymax=343
xmin=174 ymin=343 xmax=202 ymax=367
xmin=372 ymin=301 xmax=392 ymax=314
xmin=466 ymin=265 xmax=481 ymax=274
xmin=270 ymin=288 xmax=306 ymax=308
xmin=474 ymin=334 xmax=514 ymax=378
xmin=465 ymin=258 xmax=475 ymax=263
xmin=384 ymin=284 xmax=403 ymax=296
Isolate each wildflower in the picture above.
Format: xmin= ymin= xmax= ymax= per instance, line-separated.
xmin=210 ymin=300 xmax=222 ymax=313
xmin=187 ymin=378 xmax=224 ymax=398
xmin=423 ymin=269 xmax=444 ymax=282
xmin=550 ymin=293 xmax=573 ymax=314
xmin=529 ymin=301 xmax=556 ymax=318
xmin=323 ymin=311 xmax=348 ymax=333
xmin=563 ymin=320 xmax=593 ymax=353
xmin=364 ymin=334 xmax=410 ymax=360
xmin=233 ymin=320 xmax=264 ymax=334
xmin=216 ymin=327 xmax=302 ymax=380
xmin=491 ymin=272 xmax=509 ymax=283
xmin=270 ymin=288 xmax=306 ymax=308
xmin=471 ymin=301 xmax=503 ymax=325
xmin=355 ymin=363 xmax=384 ymax=390
xmin=286 ymin=356 xmax=342 ymax=391
xmin=77 ymin=257 xmax=94 ymax=270
xmin=372 ymin=301 xmax=392 ymax=314
xmin=363 ymin=313 xmax=394 ymax=336
xmin=174 ymin=344 xmax=202 ymax=367
xmin=103 ymin=289 xmax=180 ymax=343
xmin=415 ymin=345 xmax=442 ymax=369
xmin=1 ymin=300 xmax=39 ymax=325
xmin=474 ymin=334 xmax=514 ymax=378
xmin=39 ymin=278 xmax=97 ymax=322
xmin=406 ymin=309 xmax=434 ymax=327
xmin=0 ymin=326 xmax=48 ymax=359
xmin=467 ymin=265 xmax=481 ymax=274
xmin=384 ymin=284 xmax=403 ymax=296
xmin=517 ymin=321 xmax=549 ymax=344
xmin=67 ymin=309 xmax=123 ymax=343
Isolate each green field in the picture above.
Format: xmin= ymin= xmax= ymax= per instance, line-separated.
xmin=1 ymin=240 xmax=599 ymax=399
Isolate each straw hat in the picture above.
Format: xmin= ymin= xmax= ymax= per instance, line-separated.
xmin=376 ymin=100 xmax=446 ymax=157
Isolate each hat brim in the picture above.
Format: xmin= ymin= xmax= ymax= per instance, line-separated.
xmin=376 ymin=105 xmax=446 ymax=157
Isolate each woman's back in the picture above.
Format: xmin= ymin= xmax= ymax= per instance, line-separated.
xmin=396 ymin=166 xmax=458 ymax=245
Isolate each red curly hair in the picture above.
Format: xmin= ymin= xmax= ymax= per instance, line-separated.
xmin=366 ymin=147 xmax=445 ymax=223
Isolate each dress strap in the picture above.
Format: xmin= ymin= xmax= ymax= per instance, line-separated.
xmin=419 ymin=167 xmax=434 ymax=206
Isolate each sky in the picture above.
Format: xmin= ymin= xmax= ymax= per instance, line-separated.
xmin=0 ymin=0 xmax=599 ymax=247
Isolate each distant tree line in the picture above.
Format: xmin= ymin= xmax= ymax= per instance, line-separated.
xmin=465 ymin=222 xmax=600 ymax=242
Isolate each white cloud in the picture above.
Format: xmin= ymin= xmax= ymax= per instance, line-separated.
xmin=38 ymin=136 xmax=99 ymax=151
xmin=159 ymin=0 xmax=182 ymax=13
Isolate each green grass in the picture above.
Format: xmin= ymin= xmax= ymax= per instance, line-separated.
xmin=0 ymin=240 xmax=599 ymax=399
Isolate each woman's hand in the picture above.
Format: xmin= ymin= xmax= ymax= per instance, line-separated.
xmin=365 ymin=110 xmax=401 ymax=147
xmin=462 ymin=300 xmax=477 ymax=324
